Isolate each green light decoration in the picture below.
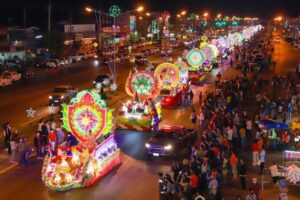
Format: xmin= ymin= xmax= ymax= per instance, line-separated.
xmin=189 ymin=13 xmax=196 ymax=20
xmin=109 ymin=5 xmax=120 ymax=17
xmin=131 ymin=73 xmax=155 ymax=95
xmin=125 ymin=71 xmax=161 ymax=98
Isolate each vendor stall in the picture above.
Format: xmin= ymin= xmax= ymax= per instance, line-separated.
xmin=117 ymin=70 xmax=162 ymax=131
xmin=41 ymin=90 xmax=121 ymax=191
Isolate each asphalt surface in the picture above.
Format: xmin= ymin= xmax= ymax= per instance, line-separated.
xmin=0 ymin=48 xmax=183 ymax=127
xmin=0 ymin=34 xmax=299 ymax=200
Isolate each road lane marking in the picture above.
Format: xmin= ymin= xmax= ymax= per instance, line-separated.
xmin=0 ymin=163 xmax=18 ymax=174
xmin=0 ymin=153 xmax=36 ymax=175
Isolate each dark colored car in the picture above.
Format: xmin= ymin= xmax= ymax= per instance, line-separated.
xmin=48 ymin=85 xmax=78 ymax=106
xmin=145 ymin=125 xmax=196 ymax=157
xmin=134 ymin=56 xmax=148 ymax=66
xmin=103 ymin=57 xmax=111 ymax=65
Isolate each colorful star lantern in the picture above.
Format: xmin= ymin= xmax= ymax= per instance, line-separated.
xmin=154 ymin=63 xmax=180 ymax=89
xmin=61 ymin=90 xmax=113 ymax=143
xmin=125 ymin=70 xmax=161 ymax=98
xmin=186 ymin=48 xmax=205 ymax=69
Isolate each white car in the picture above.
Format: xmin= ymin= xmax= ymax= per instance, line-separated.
xmin=0 ymin=75 xmax=13 ymax=86
xmin=46 ymin=59 xmax=59 ymax=69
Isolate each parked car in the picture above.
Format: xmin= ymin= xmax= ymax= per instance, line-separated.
xmin=22 ymin=69 xmax=35 ymax=79
xmin=103 ymin=57 xmax=112 ymax=65
xmin=48 ymin=85 xmax=78 ymax=105
xmin=145 ymin=125 xmax=196 ymax=157
xmin=1 ymin=70 xmax=21 ymax=82
xmin=45 ymin=59 xmax=59 ymax=69
xmin=0 ymin=75 xmax=13 ymax=86
xmin=135 ymin=56 xmax=148 ymax=66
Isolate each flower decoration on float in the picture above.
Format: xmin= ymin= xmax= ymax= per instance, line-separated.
xmin=154 ymin=63 xmax=180 ymax=89
xmin=125 ymin=70 xmax=161 ymax=98
xmin=186 ymin=48 xmax=205 ymax=69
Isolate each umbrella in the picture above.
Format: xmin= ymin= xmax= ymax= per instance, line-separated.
xmin=259 ymin=119 xmax=288 ymax=129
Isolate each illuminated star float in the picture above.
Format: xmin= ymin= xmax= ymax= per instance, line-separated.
xmin=117 ymin=70 xmax=162 ymax=131
xmin=154 ymin=62 xmax=189 ymax=108
xmin=42 ymin=90 xmax=121 ymax=191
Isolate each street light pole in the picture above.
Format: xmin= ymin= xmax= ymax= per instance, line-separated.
xmin=48 ymin=0 xmax=51 ymax=31
xmin=85 ymin=5 xmax=144 ymax=88
xmin=113 ymin=16 xmax=116 ymax=83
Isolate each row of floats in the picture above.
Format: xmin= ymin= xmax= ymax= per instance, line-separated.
xmin=41 ymin=25 xmax=263 ymax=191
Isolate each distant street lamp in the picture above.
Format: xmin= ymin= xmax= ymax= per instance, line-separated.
xmin=203 ymin=12 xmax=209 ymax=17
xmin=181 ymin=11 xmax=186 ymax=16
xmin=85 ymin=5 xmax=144 ymax=87
xmin=217 ymin=13 xmax=222 ymax=19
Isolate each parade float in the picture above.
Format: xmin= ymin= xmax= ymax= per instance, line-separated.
xmin=281 ymin=151 xmax=300 ymax=184
xmin=117 ymin=70 xmax=162 ymax=131
xmin=154 ymin=62 xmax=187 ymax=108
xmin=199 ymin=36 xmax=219 ymax=72
xmin=186 ymin=48 xmax=206 ymax=84
xmin=41 ymin=90 xmax=121 ymax=191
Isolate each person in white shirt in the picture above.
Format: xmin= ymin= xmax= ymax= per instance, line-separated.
xmin=269 ymin=162 xmax=279 ymax=185
xmin=260 ymin=147 xmax=266 ymax=175
xmin=227 ymin=126 xmax=233 ymax=142
xmin=246 ymin=119 xmax=252 ymax=135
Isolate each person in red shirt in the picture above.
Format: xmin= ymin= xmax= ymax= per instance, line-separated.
xmin=249 ymin=177 xmax=261 ymax=199
xmin=190 ymin=170 xmax=199 ymax=195
xmin=48 ymin=130 xmax=57 ymax=154
xmin=223 ymin=139 xmax=230 ymax=151
xmin=282 ymin=131 xmax=290 ymax=150
xmin=251 ymin=140 xmax=259 ymax=166
xmin=213 ymin=146 xmax=220 ymax=157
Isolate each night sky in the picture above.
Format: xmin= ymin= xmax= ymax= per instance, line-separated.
xmin=0 ymin=0 xmax=299 ymax=30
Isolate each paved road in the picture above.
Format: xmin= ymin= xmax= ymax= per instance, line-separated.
xmin=0 ymin=35 xmax=299 ymax=200
xmin=0 ymin=48 xmax=183 ymax=127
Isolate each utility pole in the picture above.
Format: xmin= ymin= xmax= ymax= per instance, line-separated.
xmin=48 ymin=0 xmax=51 ymax=31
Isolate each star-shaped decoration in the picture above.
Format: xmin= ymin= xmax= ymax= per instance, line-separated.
xmin=75 ymin=109 xmax=98 ymax=134
xmin=103 ymin=78 xmax=110 ymax=86
xmin=26 ymin=107 xmax=36 ymax=118
xmin=95 ymin=82 xmax=102 ymax=90
xmin=48 ymin=104 xmax=56 ymax=114
xmin=110 ymin=82 xmax=117 ymax=92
